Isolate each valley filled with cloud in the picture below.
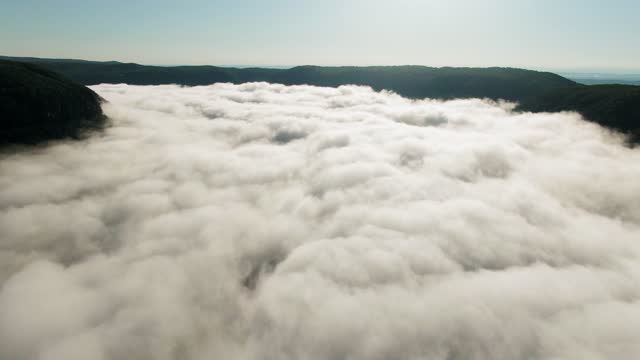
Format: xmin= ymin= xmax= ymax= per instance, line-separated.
xmin=1 ymin=83 xmax=639 ymax=360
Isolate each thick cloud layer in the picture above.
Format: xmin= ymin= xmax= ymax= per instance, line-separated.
xmin=1 ymin=83 xmax=640 ymax=360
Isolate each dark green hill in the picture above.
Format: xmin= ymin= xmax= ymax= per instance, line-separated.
xmin=518 ymin=85 xmax=640 ymax=143
xmin=0 ymin=56 xmax=577 ymax=102
xmin=275 ymin=65 xmax=579 ymax=101
xmin=3 ymin=56 xmax=637 ymax=145
xmin=0 ymin=60 xmax=104 ymax=145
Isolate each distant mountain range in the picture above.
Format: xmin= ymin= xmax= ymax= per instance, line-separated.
xmin=568 ymin=78 xmax=640 ymax=86
xmin=0 ymin=55 xmax=578 ymax=101
xmin=558 ymin=72 xmax=640 ymax=86
xmin=1 ymin=55 xmax=638 ymax=145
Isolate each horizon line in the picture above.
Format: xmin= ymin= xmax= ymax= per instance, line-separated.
xmin=2 ymin=54 xmax=640 ymax=75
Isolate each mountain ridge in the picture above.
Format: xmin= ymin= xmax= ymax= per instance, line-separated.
xmin=0 ymin=55 xmax=577 ymax=102
xmin=1 ymin=55 xmax=638 ymax=144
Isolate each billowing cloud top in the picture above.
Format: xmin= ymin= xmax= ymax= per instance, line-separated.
xmin=1 ymin=83 xmax=640 ymax=360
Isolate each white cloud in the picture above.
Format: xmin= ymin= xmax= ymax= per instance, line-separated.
xmin=1 ymin=82 xmax=639 ymax=360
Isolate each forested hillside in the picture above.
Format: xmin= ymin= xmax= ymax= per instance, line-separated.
xmin=0 ymin=60 xmax=104 ymax=145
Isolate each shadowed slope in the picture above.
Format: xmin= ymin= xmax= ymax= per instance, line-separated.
xmin=518 ymin=84 xmax=640 ymax=143
xmin=0 ymin=60 xmax=105 ymax=145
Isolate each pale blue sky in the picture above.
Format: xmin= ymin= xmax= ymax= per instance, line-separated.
xmin=1 ymin=0 xmax=638 ymax=71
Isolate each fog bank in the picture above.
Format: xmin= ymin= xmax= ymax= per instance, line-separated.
xmin=1 ymin=83 xmax=640 ymax=360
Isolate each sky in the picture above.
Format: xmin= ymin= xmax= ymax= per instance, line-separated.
xmin=1 ymin=0 xmax=639 ymax=71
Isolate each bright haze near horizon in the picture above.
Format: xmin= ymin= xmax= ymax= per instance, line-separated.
xmin=1 ymin=0 xmax=639 ymax=72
